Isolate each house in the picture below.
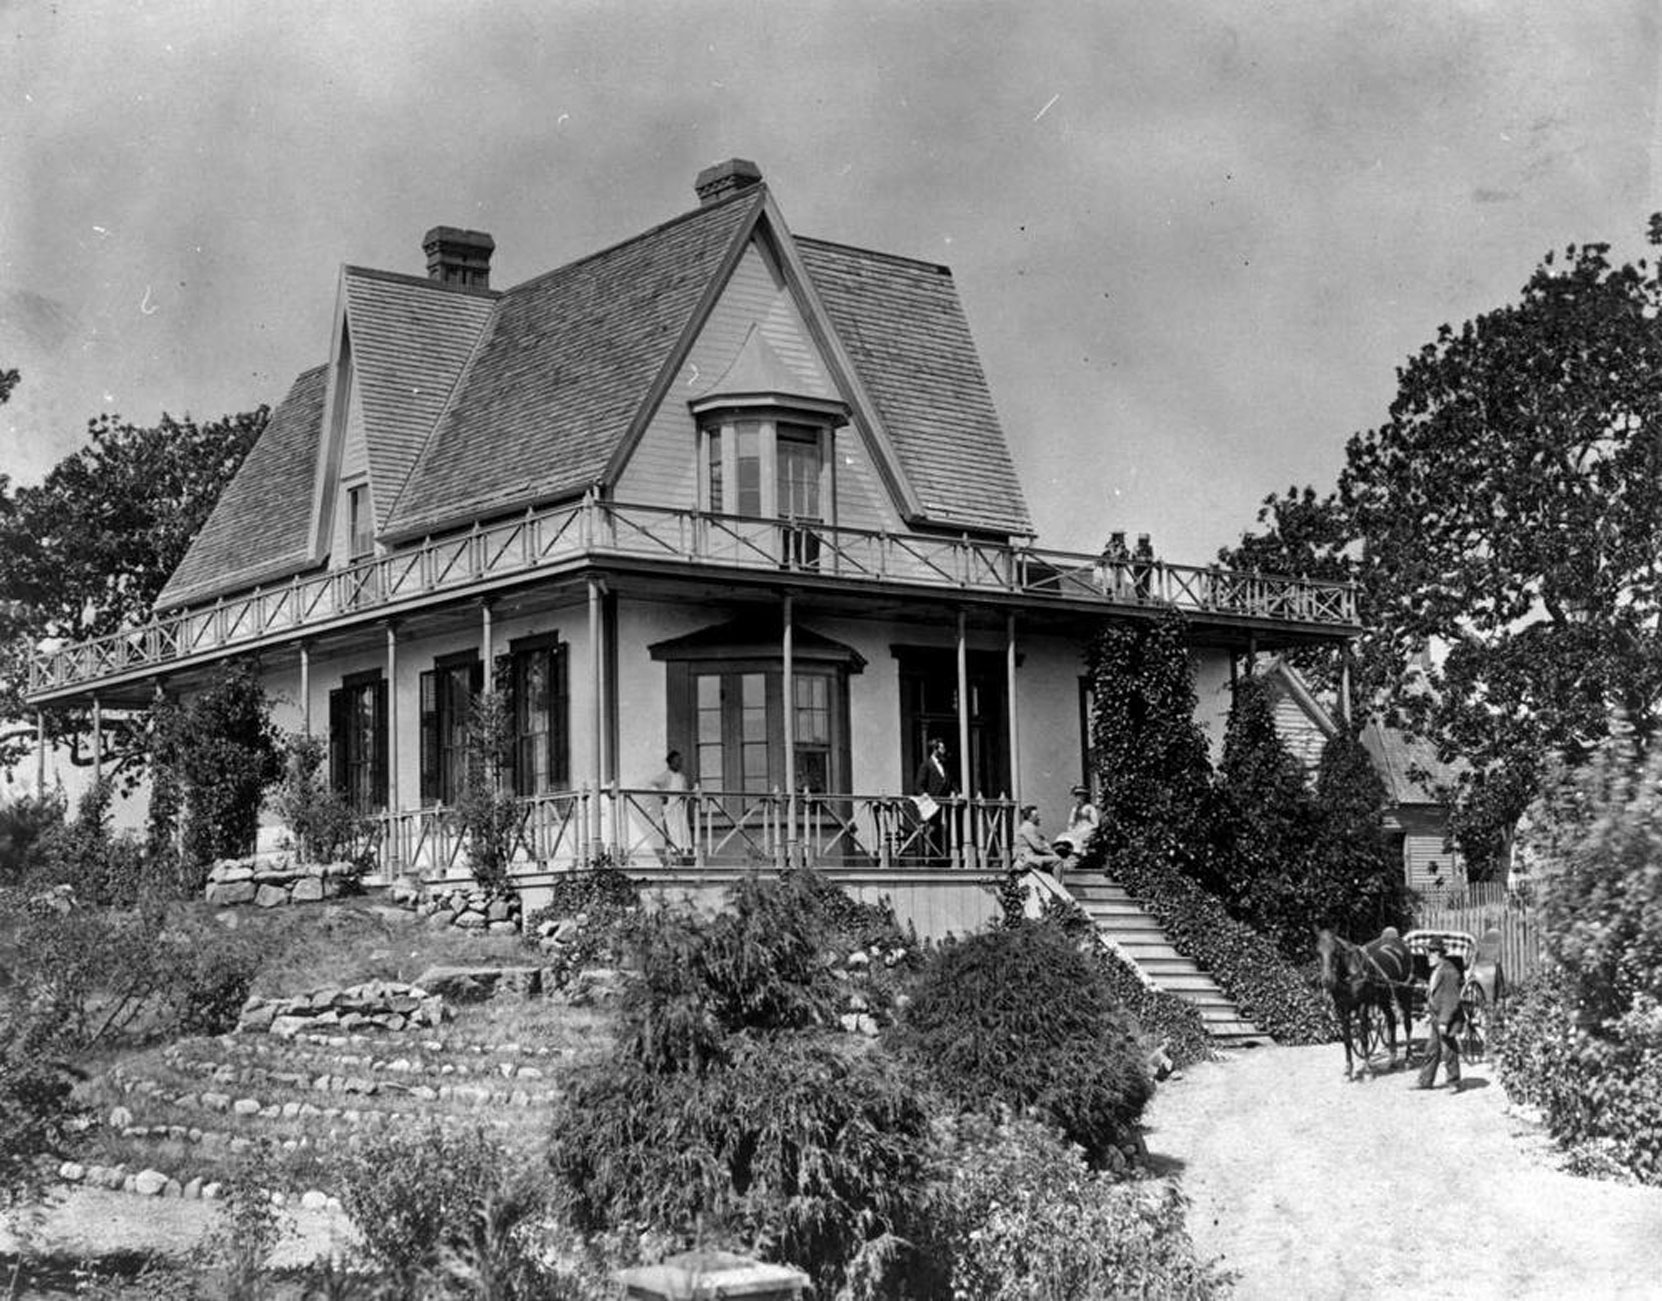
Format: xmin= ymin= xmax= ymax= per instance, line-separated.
xmin=25 ymin=160 xmax=1359 ymax=911
xmin=1259 ymin=659 xmax=1466 ymax=894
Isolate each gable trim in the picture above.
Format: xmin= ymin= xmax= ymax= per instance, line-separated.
xmin=307 ymin=271 xmax=353 ymax=564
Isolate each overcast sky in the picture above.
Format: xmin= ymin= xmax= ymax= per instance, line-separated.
xmin=2 ymin=0 xmax=1657 ymax=567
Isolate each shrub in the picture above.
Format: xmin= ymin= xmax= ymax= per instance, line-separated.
xmin=924 ymin=1113 xmax=1233 ymax=1300
xmin=33 ymin=778 xmax=149 ymax=908
xmin=523 ymin=866 xmax=642 ymax=989
xmin=272 ymin=733 xmax=371 ymax=867
xmin=454 ymin=691 xmax=521 ymax=894
xmin=1085 ymin=833 xmax=1337 ymax=1044
xmin=333 ymin=1125 xmax=550 ymax=1295
xmin=549 ymin=1031 xmax=935 ymax=1299
xmin=0 ymin=786 xmax=65 ymax=886
xmin=0 ymin=1003 xmax=82 ymax=1210
xmin=1494 ymin=972 xmax=1662 ymax=1185
xmin=890 ymin=921 xmax=1153 ymax=1168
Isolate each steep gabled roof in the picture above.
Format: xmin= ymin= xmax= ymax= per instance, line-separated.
xmin=795 ymin=237 xmax=1032 ymax=537
xmin=384 ymin=188 xmax=765 ymax=541
xmin=1362 ymin=722 xmax=1462 ymax=807
xmin=341 ymin=268 xmax=497 ymax=526
xmin=154 ymin=365 xmax=328 ymax=611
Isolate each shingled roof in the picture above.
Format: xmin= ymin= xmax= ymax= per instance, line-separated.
xmin=343 ymin=268 xmax=498 ymax=530
xmin=384 ymin=189 xmax=764 ymax=540
xmin=154 ymin=365 xmax=327 ymax=610
xmin=159 ymin=167 xmax=1036 ymax=608
xmin=796 ymin=237 xmax=1032 ymax=537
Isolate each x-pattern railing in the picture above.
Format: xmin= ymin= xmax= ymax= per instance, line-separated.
xmin=29 ymin=493 xmax=1357 ymax=696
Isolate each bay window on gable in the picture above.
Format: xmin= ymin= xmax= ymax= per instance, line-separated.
xmin=698 ymin=415 xmax=832 ymax=523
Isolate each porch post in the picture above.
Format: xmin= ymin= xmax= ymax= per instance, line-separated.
xmin=91 ymin=695 xmax=103 ymax=784
xmin=299 ymin=642 xmax=311 ymax=734
xmin=1005 ymin=613 xmax=1019 ymax=808
xmin=956 ymin=610 xmax=971 ymax=865
xmin=385 ymin=624 xmax=399 ymax=816
xmin=783 ymin=593 xmax=796 ymax=864
xmin=1339 ymin=650 xmax=1353 ymax=730
xmin=480 ymin=601 xmax=495 ymax=694
xmin=35 ymin=709 xmax=45 ymax=793
xmin=588 ymin=576 xmax=604 ymax=849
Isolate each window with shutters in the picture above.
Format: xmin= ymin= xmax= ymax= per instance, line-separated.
xmin=420 ymin=652 xmax=481 ymax=806
xmin=503 ymin=634 xmax=569 ymax=795
xmin=329 ymin=671 xmax=387 ymax=812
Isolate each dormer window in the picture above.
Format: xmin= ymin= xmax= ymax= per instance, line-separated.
xmin=698 ymin=416 xmax=830 ymax=523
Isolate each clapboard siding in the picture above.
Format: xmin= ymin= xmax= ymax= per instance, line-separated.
xmin=1399 ymin=806 xmax=1464 ymax=891
xmin=618 ymin=237 xmax=899 ymax=530
xmin=1273 ymin=694 xmax=1328 ymax=772
xmin=329 ymin=379 xmax=372 ymax=567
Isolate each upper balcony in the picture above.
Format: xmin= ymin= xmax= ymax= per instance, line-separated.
xmin=27 ymin=494 xmax=1359 ymax=703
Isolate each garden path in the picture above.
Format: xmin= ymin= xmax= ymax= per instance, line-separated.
xmin=1145 ymin=1044 xmax=1662 ymax=1300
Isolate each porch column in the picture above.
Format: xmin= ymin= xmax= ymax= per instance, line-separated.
xmin=299 ymin=642 xmax=311 ymax=734
xmin=385 ymin=625 xmax=399 ymax=816
xmin=1339 ymin=650 xmax=1353 ymax=730
xmin=91 ymin=695 xmax=103 ymax=784
xmin=588 ymin=576 xmax=604 ymax=847
xmin=1005 ymin=613 xmax=1019 ymax=807
xmin=783 ymin=593 xmax=796 ymax=861
xmin=35 ymin=709 xmax=45 ymax=793
xmin=956 ymin=610 xmax=971 ymax=865
xmin=480 ymin=601 xmax=495 ymax=694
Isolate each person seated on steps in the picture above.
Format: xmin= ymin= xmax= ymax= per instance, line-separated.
xmin=1014 ymin=804 xmax=1065 ymax=884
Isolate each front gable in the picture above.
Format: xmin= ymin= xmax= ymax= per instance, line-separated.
xmin=614 ymin=231 xmax=906 ymax=533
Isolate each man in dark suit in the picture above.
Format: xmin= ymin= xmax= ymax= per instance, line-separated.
xmin=1417 ymin=938 xmax=1464 ymax=1090
xmin=912 ymin=737 xmax=954 ymax=862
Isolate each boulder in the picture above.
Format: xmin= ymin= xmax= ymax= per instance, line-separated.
xmin=133 ymin=1169 xmax=169 ymax=1196
xmin=58 ymin=1161 xmax=85 ymax=1183
xmin=300 ymin=1189 xmax=330 ymax=1212
xmin=268 ymin=1015 xmax=310 ymax=1039
xmin=239 ymin=1002 xmax=277 ymax=1033
xmin=290 ymin=876 xmax=325 ymax=903
xmin=488 ymin=921 xmax=519 ymax=936
xmin=206 ymin=881 xmax=258 ymax=907
xmin=486 ymin=899 xmax=512 ymax=923
xmin=232 ymin=1098 xmax=262 ymax=1117
xmin=415 ymin=965 xmax=542 ymax=1002
xmin=453 ymin=910 xmax=487 ymax=930
xmin=216 ymin=865 xmax=256 ymax=884
xmin=254 ymin=884 xmax=289 ymax=909
xmin=108 ymin=1106 xmax=132 ymax=1130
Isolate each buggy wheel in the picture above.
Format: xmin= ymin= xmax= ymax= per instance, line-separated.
xmin=1355 ymin=1002 xmax=1384 ymax=1061
xmin=1459 ymin=984 xmax=1487 ymax=1063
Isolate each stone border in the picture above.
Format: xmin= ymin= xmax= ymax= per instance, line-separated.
xmin=204 ymin=855 xmax=361 ymax=908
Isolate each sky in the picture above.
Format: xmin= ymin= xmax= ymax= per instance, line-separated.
xmin=2 ymin=0 xmax=1658 ymax=568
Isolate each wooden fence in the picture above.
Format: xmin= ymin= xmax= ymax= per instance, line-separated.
xmin=1415 ymin=881 xmax=1543 ymax=985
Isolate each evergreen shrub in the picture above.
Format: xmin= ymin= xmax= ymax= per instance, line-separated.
xmin=0 ymin=787 xmax=64 ymax=887
xmin=889 ymin=920 xmax=1153 ymax=1167
xmin=926 ymin=1113 xmax=1233 ymax=1300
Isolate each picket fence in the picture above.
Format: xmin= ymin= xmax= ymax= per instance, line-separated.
xmin=1414 ymin=880 xmax=1542 ymax=984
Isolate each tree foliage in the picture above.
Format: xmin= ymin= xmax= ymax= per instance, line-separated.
xmin=1223 ymin=218 xmax=1662 ymax=870
xmin=0 ymin=384 xmax=266 ymax=781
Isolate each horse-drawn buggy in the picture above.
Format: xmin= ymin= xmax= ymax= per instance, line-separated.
xmin=1317 ymin=925 xmax=1506 ymax=1078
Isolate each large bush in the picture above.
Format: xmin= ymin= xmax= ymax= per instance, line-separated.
xmin=271 ymin=732 xmax=371 ymax=867
xmin=890 ymin=921 xmax=1152 ymax=1168
xmin=1084 ymin=834 xmax=1336 ymax=1044
xmin=0 ymin=1003 xmax=81 ymax=1210
xmin=32 ymin=778 xmax=149 ymax=908
xmin=925 ymin=1113 xmax=1232 ymax=1300
xmin=547 ymin=871 xmax=938 ymax=1298
xmin=0 ymin=787 xmax=65 ymax=887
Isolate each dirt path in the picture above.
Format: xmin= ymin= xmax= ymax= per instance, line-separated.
xmin=1145 ymin=1045 xmax=1662 ymax=1300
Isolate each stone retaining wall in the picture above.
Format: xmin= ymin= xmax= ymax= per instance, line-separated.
xmin=392 ymin=881 xmax=525 ymax=934
xmin=203 ymin=855 xmax=360 ymax=908
xmin=238 ymin=980 xmax=446 ymax=1036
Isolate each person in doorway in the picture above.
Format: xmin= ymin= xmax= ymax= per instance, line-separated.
xmin=1014 ymin=804 xmax=1064 ymax=880
xmin=912 ymin=737 xmax=954 ymax=862
xmin=1416 ymin=938 xmax=1464 ymax=1091
xmin=650 ymin=749 xmax=689 ymax=865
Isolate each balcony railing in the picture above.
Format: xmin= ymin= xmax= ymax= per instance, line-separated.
xmin=28 ymin=493 xmax=1358 ymax=696
xmin=367 ymin=785 xmax=1017 ymax=878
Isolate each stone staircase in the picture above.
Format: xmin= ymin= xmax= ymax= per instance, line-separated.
xmin=1067 ymin=879 xmax=1269 ymax=1047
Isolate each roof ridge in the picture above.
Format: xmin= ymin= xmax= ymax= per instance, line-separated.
xmin=502 ymin=185 xmax=769 ymax=299
xmin=342 ymin=264 xmax=503 ymax=299
xmin=796 ymin=233 xmax=952 ymax=276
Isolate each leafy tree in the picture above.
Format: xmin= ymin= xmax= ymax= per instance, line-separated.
xmin=1224 ymin=218 xmax=1662 ymax=872
xmin=1306 ymin=730 xmax=1409 ymax=940
xmin=0 ymin=387 xmax=267 ymax=783
xmin=1086 ymin=610 xmax=1216 ymax=877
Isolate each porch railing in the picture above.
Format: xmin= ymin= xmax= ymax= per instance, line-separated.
xmin=29 ymin=494 xmax=1359 ymax=697
xmin=366 ymin=785 xmax=1018 ymax=880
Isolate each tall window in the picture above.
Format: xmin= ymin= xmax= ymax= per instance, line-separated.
xmin=420 ymin=653 xmax=481 ymax=805
xmin=329 ymin=672 xmax=387 ymax=812
xmin=896 ymin=647 xmax=1010 ymax=800
xmin=699 ymin=415 xmax=831 ymax=526
xmin=347 ymin=484 xmax=373 ymax=559
xmin=505 ymin=636 xmax=569 ymax=795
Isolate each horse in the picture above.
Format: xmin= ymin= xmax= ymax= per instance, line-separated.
xmin=1316 ymin=927 xmax=1414 ymax=1079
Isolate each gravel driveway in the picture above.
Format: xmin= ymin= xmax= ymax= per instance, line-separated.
xmin=1145 ymin=1045 xmax=1662 ymax=1300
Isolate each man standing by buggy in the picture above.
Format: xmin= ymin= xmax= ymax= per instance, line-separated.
xmin=1416 ymin=937 xmax=1463 ymax=1091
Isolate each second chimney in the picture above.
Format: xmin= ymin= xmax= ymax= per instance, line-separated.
xmin=694 ymin=158 xmax=763 ymax=206
xmin=422 ymin=226 xmax=495 ymax=289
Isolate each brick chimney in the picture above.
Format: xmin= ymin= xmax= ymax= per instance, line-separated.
xmin=422 ymin=226 xmax=495 ymax=289
xmin=694 ymin=158 xmax=763 ymax=206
